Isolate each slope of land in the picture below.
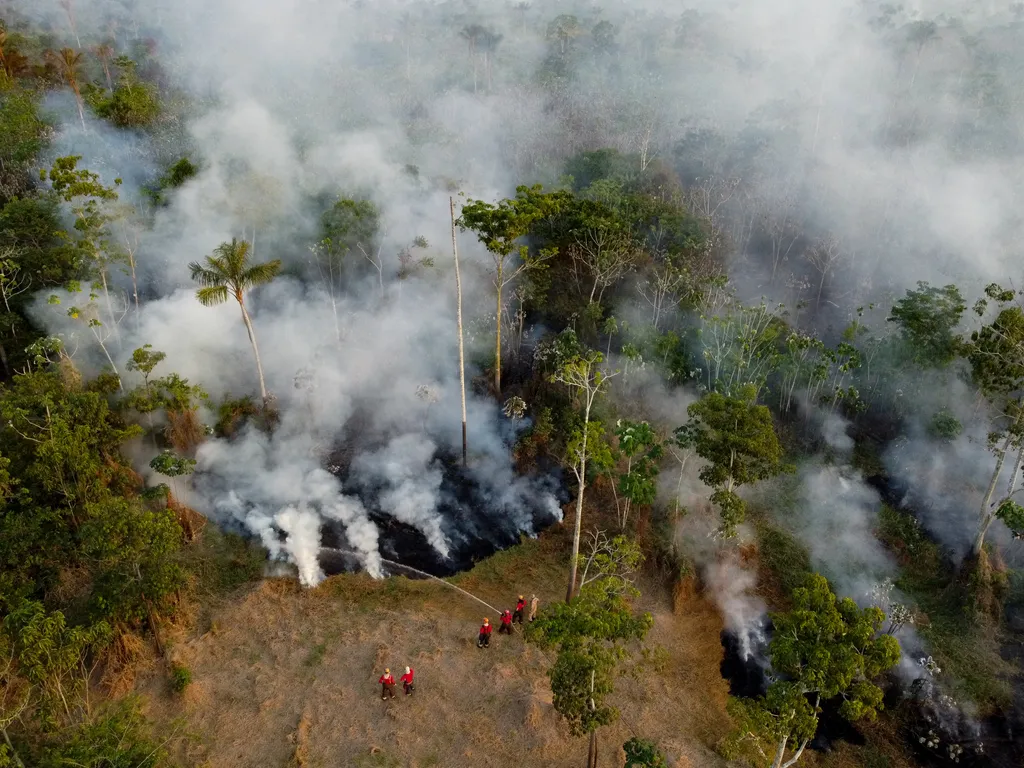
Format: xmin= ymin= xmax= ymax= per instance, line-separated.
xmin=135 ymin=519 xmax=917 ymax=768
xmin=136 ymin=521 xmax=729 ymax=767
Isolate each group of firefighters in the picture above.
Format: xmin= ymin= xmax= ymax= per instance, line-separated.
xmin=477 ymin=594 xmax=539 ymax=648
xmin=376 ymin=594 xmax=540 ymax=699
xmin=376 ymin=665 xmax=416 ymax=700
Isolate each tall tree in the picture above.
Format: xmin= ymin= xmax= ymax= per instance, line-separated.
xmin=612 ymin=420 xmax=662 ymax=530
xmin=59 ymin=289 xmax=126 ymax=391
xmin=547 ymin=15 xmax=582 ymax=55
xmin=43 ymin=156 xmax=124 ymax=345
xmin=44 ymin=48 xmax=86 ymax=129
xmin=93 ymin=42 xmax=114 ymax=91
xmin=450 ymin=197 xmax=468 ymax=466
xmin=315 ymin=197 xmax=383 ymax=303
xmin=675 ymin=384 xmax=788 ymax=536
xmin=458 ymin=25 xmax=500 ymax=93
xmin=188 ymin=239 xmax=281 ymax=404
xmin=888 ymin=281 xmax=966 ymax=367
xmin=967 ymin=284 xmax=1024 ymax=555
xmin=569 ymin=223 xmax=638 ymax=307
xmin=458 ymin=185 xmax=565 ymax=395
xmin=550 ymin=335 xmax=618 ymax=600
xmin=0 ymin=250 xmax=30 ymax=377
xmin=528 ymin=535 xmax=651 ymax=768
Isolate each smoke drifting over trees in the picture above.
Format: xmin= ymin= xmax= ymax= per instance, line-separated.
xmin=4 ymin=0 xmax=1024 ymax=763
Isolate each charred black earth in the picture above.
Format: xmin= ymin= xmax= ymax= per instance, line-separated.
xmin=320 ymin=444 xmax=567 ymax=577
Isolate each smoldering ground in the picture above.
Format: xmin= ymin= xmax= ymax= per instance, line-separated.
xmin=14 ymin=0 xmax=1024 ymax=651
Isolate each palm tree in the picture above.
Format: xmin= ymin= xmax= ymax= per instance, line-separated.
xmin=45 ymin=47 xmax=85 ymax=128
xmin=188 ymin=239 xmax=281 ymax=404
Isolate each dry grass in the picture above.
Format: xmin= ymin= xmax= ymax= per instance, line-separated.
xmin=136 ymin=516 xmax=734 ymax=768
xmin=166 ymin=408 xmax=205 ymax=455
xmin=99 ymin=629 xmax=152 ymax=698
xmin=168 ymin=492 xmax=208 ymax=543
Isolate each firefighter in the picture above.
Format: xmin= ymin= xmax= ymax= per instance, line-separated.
xmin=378 ymin=668 xmax=396 ymax=700
xmin=512 ymin=595 xmax=526 ymax=625
xmin=529 ymin=594 xmax=539 ymax=622
xmin=498 ymin=609 xmax=513 ymax=635
xmin=400 ymin=666 xmax=415 ymax=696
xmin=477 ymin=617 xmax=492 ymax=648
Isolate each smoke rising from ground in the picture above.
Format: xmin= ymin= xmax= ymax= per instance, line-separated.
xmin=704 ymin=554 xmax=768 ymax=663
xmin=13 ymin=1 xmax=1024 ymax=589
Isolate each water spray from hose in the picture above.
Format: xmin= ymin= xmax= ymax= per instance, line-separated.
xmin=319 ymin=547 xmax=505 ymax=617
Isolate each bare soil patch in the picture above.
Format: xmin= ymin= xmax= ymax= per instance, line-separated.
xmin=138 ymin=530 xmax=734 ymax=767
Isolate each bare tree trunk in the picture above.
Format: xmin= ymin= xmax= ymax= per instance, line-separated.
xmin=975 ymin=441 xmax=1023 ymax=555
xmin=238 ymin=298 xmax=269 ymax=404
xmin=494 ymin=264 xmax=503 ymax=396
xmin=566 ymin=397 xmax=592 ymax=602
xmin=973 ymin=409 xmax=1023 ymax=556
xmin=586 ymin=669 xmax=598 ymax=767
xmin=770 ymin=734 xmax=789 ymax=768
xmin=451 ymin=198 xmax=468 ymax=467
xmin=99 ymin=268 xmax=122 ymax=347
xmin=780 ymin=739 xmax=809 ymax=768
xmin=129 ymin=260 xmax=140 ymax=333
xmin=566 ymin=456 xmax=587 ymax=602
xmin=72 ymin=89 xmax=85 ymax=129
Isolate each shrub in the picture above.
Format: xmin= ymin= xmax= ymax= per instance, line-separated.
xmin=170 ymin=663 xmax=191 ymax=693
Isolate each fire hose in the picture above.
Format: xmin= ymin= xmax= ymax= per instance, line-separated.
xmin=320 ymin=548 xmax=519 ymax=631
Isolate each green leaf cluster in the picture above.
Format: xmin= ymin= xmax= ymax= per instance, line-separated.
xmin=528 ymin=545 xmax=652 ymax=738
xmin=623 ymin=737 xmax=668 ymax=767
xmin=887 ymin=281 xmax=966 ymax=367
xmin=0 ymin=371 xmax=183 ymax=623
xmin=725 ymin=575 xmax=901 ymax=767
xmin=675 ymin=384 xmax=789 ymax=535
xmin=84 ymin=57 xmax=160 ymax=129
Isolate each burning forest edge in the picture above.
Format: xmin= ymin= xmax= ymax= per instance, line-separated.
xmin=1 ymin=2 xmax=1024 ymax=768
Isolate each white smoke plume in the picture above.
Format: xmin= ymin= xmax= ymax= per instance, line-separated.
xmin=793 ymin=462 xmax=896 ymax=601
xmin=11 ymin=0 xmax=1024 ymax=597
xmin=351 ymin=434 xmax=449 ymax=558
xmin=704 ymin=554 xmax=768 ymax=662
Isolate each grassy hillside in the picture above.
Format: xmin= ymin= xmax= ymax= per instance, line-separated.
xmin=130 ymin=514 xmax=917 ymax=768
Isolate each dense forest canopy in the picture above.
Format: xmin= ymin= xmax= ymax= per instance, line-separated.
xmin=1 ymin=0 xmax=1023 ymax=766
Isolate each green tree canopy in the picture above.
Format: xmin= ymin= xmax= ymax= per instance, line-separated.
xmin=528 ymin=536 xmax=652 ymax=764
xmin=726 ymin=574 xmax=901 ymax=768
xmin=674 ymin=384 xmax=789 ymax=536
xmin=85 ymin=56 xmax=160 ymax=128
xmin=188 ymin=238 xmax=281 ymax=403
xmin=887 ymin=281 xmax=966 ymax=367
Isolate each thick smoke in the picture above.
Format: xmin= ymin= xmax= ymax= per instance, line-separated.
xmin=704 ymin=554 xmax=768 ymax=663
xmin=14 ymin=1 xmax=1024 ymax=589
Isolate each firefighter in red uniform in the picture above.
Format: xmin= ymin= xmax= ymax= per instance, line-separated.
xmin=378 ymin=668 xmax=396 ymax=700
xmin=499 ymin=609 xmax=513 ymax=634
xmin=400 ymin=666 xmax=415 ymax=695
xmin=512 ymin=595 xmax=526 ymax=625
xmin=477 ymin=617 xmax=492 ymax=648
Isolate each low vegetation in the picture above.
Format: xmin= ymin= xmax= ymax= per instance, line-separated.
xmin=0 ymin=4 xmax=1022 ymax=768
